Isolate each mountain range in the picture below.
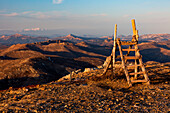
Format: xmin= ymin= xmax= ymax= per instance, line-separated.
xmin=0 ymin=33 xmax=169 ymax=89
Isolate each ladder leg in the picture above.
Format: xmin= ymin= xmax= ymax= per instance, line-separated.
xmin=117 ymin=39 xmax=132 ymax=87
xmin=110 ymin=56 xmax=113 ymax=76
xmin=134 ymin=59 xmax=138 ymax=79
xmin=112 ymin=44 xmax=117 ymax=77
xmin=102 ymin=56 xmax=112 ymax=76
xmin=139 ymin=58 xmax=150 ymax=85
xmin=134 ymin=45 xmax=139 ymax=79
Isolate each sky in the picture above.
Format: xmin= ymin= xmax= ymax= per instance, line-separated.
xmin=0 ymin=0 xmax=170 ymax=36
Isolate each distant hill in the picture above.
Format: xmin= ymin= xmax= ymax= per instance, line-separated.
xmin=0 ymin=33 xmax=169 ymax=89
xmin=0 ymin=40 xmax=109 ymax=89
xmin=118 ymin=34 xmax=170 ymax=42
xmin=52 ymin=34 xmax=91 ymax=43
xmin=140 ymin=34 xmax=170 ymax=42
xmin=0 ymin=34 xmax=49 ymax=45
xmin=139 ymin=40 xmax=170 ymax=63
xmin=0 ymin=33 xmax=169 ymax=46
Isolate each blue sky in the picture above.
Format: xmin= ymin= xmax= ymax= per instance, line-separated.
xmin=0 ymin=0 xmax=170 ymax=36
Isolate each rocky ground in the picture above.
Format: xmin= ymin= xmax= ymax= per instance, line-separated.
xmin=0 ymin=61 xmax=169 ymax=112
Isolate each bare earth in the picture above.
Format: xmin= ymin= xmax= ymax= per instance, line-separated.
xmin=0 ymin=61 xmax=169 ymax=112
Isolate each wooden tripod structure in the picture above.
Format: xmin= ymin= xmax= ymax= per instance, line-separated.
xmin=102 ymin=19 xmax=150 ymax=87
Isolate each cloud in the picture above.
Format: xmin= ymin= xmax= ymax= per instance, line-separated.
xmin=123 ymin=14 xmax=130 ymax=18
xmin=53 ymin=0 xmax=63 ymax=4
xmin=21 ymin=11 xmax=32 ymax=15
xmin=0 ymin=12 xmax=19 ymax=17
xmin=24 ymin=28 xmax=41 ymax=31
xmin=29 ymin=12 xmax=51 ymax=19
xmin=0 ymin=11 xmax=65 ymax=19
xmin=0 ymin=11 xmax=108 ymax=21
xmin=91 ymin=14 xmax=107 ymax=17
xmin=28 ymin=11 xmax=68 ymax=19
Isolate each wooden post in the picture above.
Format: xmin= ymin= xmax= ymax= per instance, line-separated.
xmin=114 ymin=24 xmax=117 ymax=43
xmin=112 ymin=24 xmax=117 ymax=67
xmin=132 ymin=19 xmax=137 ymax=36
xmin=136 ymin=30 xmax=139 ymax=42
xmin=111 ymin=24 xmax=117 ymax=76
xmin=134 ymin=55 xmax=138 ymax=79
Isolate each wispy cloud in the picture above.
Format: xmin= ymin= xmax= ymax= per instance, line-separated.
xmin=91 ymin=14 xmax=107 ymax=17
xmin=29 ymin=12 xmax=51 ymax=19
xmin=53 ymin=0 xmax=63 ymax=4
xmin=29 ymin=11 xmax=68 ymax=19
xmin=0 ymin=11 xmax=66 ymax=19
xmin=0 ymin=11 xmax=108 ymax=20
xmin=0 ymin=12 xmax=19 ymax=17
xmin=21 ymin=11 xmax=32 ymax=15
xmin=123 ymin=14 xmax=130 ymax=18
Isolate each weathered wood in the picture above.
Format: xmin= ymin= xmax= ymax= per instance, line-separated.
xmin=138 ymin=57 xmax=150 ymax=84
xmin=134 ymin=43 xmax=138 ymax=79
xmin=121 ymin=41 xmax=137 ymax=45
xmin=102 ymin=24 xmax=117 ymax=76
xmin=117 ymin=39 xmax=132 ymax=87
xmin=126 ymin=64 xmax=141 ymax=68
xmin=112 ymin=24 xmax=117 ymax=75
xmin=101 ymin=19 xmax=150 ymax=86
xmin=129 ymin=71 xmax=144 ymax=75
xmin=132 ymin=19 xmax=137 ymax=36
xmin=131 ymin=80 xmax=147 ymax=83
xmin=136 ymin=30 xmax=139 ymax=41
xmin=122 ymin=49 xmax=136 ymax=51
xmin=102 ymin=57 xmax=112 ymax=75
xmin=124 ymin=56 xmax=141 ymax=60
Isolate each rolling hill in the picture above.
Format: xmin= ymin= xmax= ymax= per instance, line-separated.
xmin=0 ymin=40 xmax=109 ymax=89
xmin=0 ymin=33 xmax=169 ymax=89
xmin=0 ymin=34 xmax=49 ymax=45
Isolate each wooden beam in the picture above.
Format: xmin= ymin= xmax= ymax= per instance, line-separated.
xmin=121 ymin=41 xmax=137 ymax=45
xmin=131 ymin=80 xmax=147 ymax=83
xmin=132 ymin=19 xmax=137 ymax=36
xmin=112 ymin=24 xmax=117 ymax=67
xmin=136 ymin=30 xmax=139 ymax=41
xmin=126 ymin=64 xmax=142 ymax=68
xmin=124 ymin=56 xmax=141 ymax=60
xmin=122 ymin=49 xmax=136 ymax=51
xmin=114 ymin=24 xmax=117 ymax=42
xmin=129 ymin=71 xmax=144 ymax=75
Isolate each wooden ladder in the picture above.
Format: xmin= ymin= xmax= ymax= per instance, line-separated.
xmin=116 ymin=38 xmax=150 ymax=86
xmin=102 ymin=19 xmax=150 ymax=87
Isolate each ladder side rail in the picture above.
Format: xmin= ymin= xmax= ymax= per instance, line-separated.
xmin=138 ymin=58 xmax=150 ymax=84
xmin=117 ymin=38 xmax=132 ymax=87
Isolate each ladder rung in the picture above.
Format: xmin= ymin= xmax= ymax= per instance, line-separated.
xmin=124 ymin=56 xmax=141 ymax=60
xmin=129 ymin=71 xmax=144 ymax=75
xmin=122 ymin=49 xmax=136 ymax=51
xmin=131 ymin=80 xmax=147 ymax=83
xmin=126 ymin=64 xmax=142 ymax=68
xmin=121 ymin=41 xmax=137 ymax=45
xmin=116 ymin=55 xmax=121 ymax=59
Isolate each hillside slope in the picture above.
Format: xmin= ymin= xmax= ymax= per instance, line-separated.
xmin=0 ymin=37 xmax=169 ymax=89
xmin=139 ymin=40 xmax=170 ymax=63
xmin=0 ymin=34 xmax=49 ymax=44
xmin=0 ymin=40 xmax=109 ymax=89
xmin=0 ymin=61 xmax=169 ymax=112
